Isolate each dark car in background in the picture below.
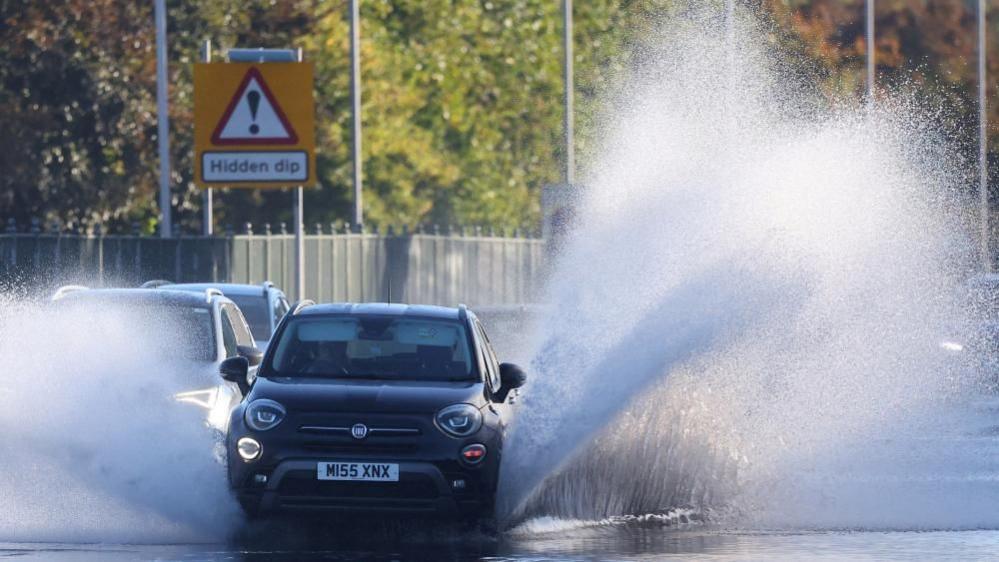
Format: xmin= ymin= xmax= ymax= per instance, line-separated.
xmin=155 ymin=282 xmax=290 ymax=349
xmin=51 ymin=286 xmax=264 ymax=430
xmin=223 ymin=302 xmax=527 ymax=523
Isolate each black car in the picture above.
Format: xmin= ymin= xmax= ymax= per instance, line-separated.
xmin=222 ymin=302 xmax=527 ymax=521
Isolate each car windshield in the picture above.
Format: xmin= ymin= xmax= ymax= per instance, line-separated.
xmin=228 ymin=294 xmax=270 ymax=339
xmin=54 ymin=299 xmax=215 ymax=362
xmin=150 ymin=306 xmax=216 ymax=361
xmin=268 ymin=316 xmax=475 ymax=381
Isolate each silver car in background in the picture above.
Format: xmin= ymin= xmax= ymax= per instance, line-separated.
xmin=50 ymin=286 xmax=263 ymax=430
xmin=158 ymin=282 xmax=290 ymax=349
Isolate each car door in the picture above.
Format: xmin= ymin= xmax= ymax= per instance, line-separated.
xmin=225 ymin=303 xmax=261 ymax=382
xmin=207 ymin=305 xmax=243 ymax=431
xmin=472 ymin=317 xmax=515 ymax=425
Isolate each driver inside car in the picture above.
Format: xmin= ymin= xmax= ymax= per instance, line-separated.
xmin=303 ymin=341 xmax=349 ymax=375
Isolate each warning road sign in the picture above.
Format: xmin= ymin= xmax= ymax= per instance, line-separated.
xmin=212 ymin=68 xmax=298 ymax=145
xmin=194 ymin=62 xmax=315 ymax=188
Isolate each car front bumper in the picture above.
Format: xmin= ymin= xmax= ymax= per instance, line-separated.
xmin=227 ymin=407 xmax=503 ymax=518
xmin=233 ymin=458 xmax=496 ymax=517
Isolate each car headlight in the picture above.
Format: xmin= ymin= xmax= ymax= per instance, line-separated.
xmin=435 ymin=403 xmax=482 ymax=438
xmin=244 ymin=399 xmax=286 ymax=431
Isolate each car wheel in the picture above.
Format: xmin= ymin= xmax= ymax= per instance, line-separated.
xmin=237 ymin=496 xmax=261 ymax=519
xmin=475 ymin=516 xmax=498 ymax=536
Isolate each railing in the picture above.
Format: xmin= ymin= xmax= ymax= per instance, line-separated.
xmin=0 ymin=222 xmax=546 ymax=305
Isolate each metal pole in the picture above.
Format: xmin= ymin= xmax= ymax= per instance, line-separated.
xmin=562 ymin=0 xmax=574 ymax=186
xmin=349 ymin=0 xmax=363 ymax=227
xmin=202 ymin=39 xmax=213 ymax=236
xmin=154 ymin=0 xmax=172 ymax=238
xmin=725 ymin=0 xmax=735 ymax=48
xmin=295 ymin=47 xmax=306 ymax=298
xmin=725 ymin=0 xmax=736 ymax=113
xmin=981 ymin=0 xmax=991 ymax=271
xmin=726 ymin=0 xmax=735 ymax=45
xmin=866 ymin=0 xmax=875 ymax=101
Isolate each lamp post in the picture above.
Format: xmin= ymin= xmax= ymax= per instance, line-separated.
xmin=980 ymin=0 xmax=991 ymax=271
xmin=350 ymin=0 xmax=363 ymax=228
xmin=866 ymin=0 xmax=875 ymax=101
xmin=562 ymin=0 xmax=574 ymax=186
xmin=154 ymin=0 xmax=172 ymax=237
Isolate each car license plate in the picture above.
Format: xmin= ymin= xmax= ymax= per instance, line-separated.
xmin=317 ymin=462 xmax=399 ymax=482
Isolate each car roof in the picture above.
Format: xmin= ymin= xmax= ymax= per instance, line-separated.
xmin=298 ymin=302 xmax=462 ymax=320
xmin=54 ymin=288 xmax=219 ymax=308
xmin=161 ymin=283 xmax=278 ymax=297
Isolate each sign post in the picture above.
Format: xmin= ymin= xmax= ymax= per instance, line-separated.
xmin=194 ymin=49 xmax=315 ymax=298
xmin=201 ymin=40 xmax=213 ymax=235
xmin=293 ymin=48 xmax=305 ymax=300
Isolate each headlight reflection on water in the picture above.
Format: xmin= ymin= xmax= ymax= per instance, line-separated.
xmin=174 ymin=388 xmax=219 ymax=410
xmin=174 ymin=386 xmax=233 ymax=432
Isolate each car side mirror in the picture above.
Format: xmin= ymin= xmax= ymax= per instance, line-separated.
xmin=496 ymin=362 xmax=527 ymax=402
xmin=220 ymin=356 xmax=249 ymax=386
xmin=237 ymin=345 xmax=264 ymax=367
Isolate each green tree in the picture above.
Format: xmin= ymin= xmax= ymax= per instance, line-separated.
xmin=0 ymin=0 xmax=159 ymax=231
xmin=19 ymin=0 xmax=989 ymax=235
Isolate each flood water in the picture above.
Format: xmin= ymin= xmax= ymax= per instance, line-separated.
xmin=6 ymin=393 xmax=999 ymax=561
xmin=4 ymin=529 xmax=999 ymax=561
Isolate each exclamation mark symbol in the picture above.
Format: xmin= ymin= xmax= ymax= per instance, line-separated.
xmin=247 ymin=90 xmax=261 ymax=135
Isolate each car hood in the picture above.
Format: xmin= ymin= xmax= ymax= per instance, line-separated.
xmin=248 ymin=377 xmax=487 ymax=414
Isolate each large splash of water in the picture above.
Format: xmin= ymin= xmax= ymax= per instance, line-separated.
xmin=0 ymin=294 xmax=239 ymax=543
xmin=500 ymin=7 xmax=989 ymax=530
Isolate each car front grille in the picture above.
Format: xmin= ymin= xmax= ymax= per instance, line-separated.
xmin=302 ymin=441 xmax=418 ymax=455
xmin=298 ymin=425 xmax=422 ymax=437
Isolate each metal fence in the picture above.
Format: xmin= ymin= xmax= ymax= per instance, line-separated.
xmin=0 ymin=230 xmax=546 ymax=305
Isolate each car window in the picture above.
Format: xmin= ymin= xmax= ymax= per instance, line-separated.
xmin=475 ymin=320 xmax=501 ymax=391
xmin=228 ymin=295 xmax=271 ymax=338
xmin=273 ymin=297 xmax=290 ymax=327
xmin=267 ymin=316 xmax=476 ymax=382
xmin=220 ymin=309 xmax=238 ymax=358
xmin=149 ymin=305 xmax=215 ymax=362
xmin=225 ymin=304 xmax=255 ymax=347
xmin=52 ymin=297 xmax=215 ymax=362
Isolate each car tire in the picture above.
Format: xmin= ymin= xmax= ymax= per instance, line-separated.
xmin=475 ymin=516 xmax=498 ymax=536
xmin=237 ymin=495 xmax=261 ymax=519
